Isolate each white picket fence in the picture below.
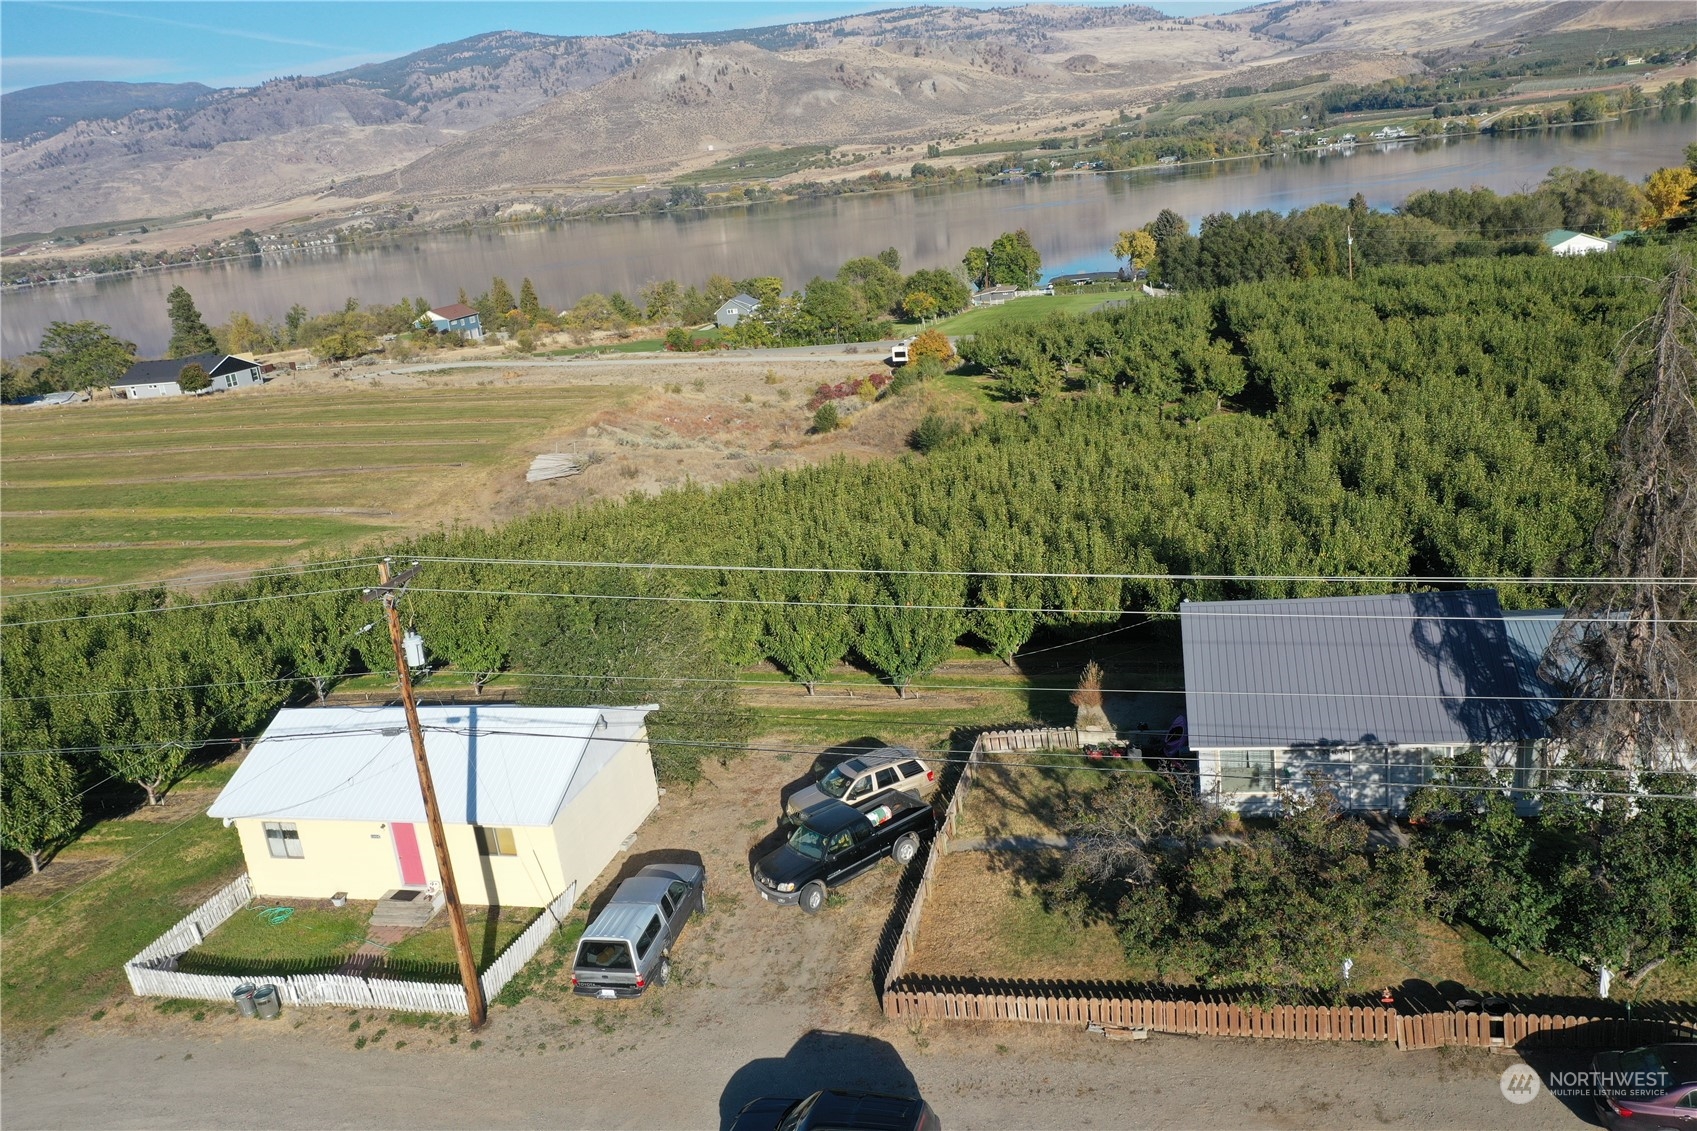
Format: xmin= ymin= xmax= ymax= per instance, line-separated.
xmin=125 ymin=874 xmax=578 ymax=1015
xmin=480 ymin=882 xmax=576 ymax=1000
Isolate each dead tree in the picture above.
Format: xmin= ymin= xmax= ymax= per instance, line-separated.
xmin=1545 ymin=256 xmax=1697 ymax=771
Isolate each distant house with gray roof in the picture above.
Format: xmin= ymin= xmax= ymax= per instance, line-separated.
xmin=111 ymin=352 xmax=263 ymax=400
xmin=715 ymin=293 xmax=761 ymax=328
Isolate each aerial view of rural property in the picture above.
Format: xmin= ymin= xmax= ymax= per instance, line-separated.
xmin=4 ymin=0 xmax=1697 ymax=1126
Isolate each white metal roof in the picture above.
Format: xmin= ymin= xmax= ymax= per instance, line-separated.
xmin=208 ymin=704 xmax=656 ymax=827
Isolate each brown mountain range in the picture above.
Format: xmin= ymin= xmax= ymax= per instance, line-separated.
xmin=0 ymin=1 xmax=1683 ymax=236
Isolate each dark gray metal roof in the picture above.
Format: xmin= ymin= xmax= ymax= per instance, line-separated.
xmin=113 ymin=352 xmax=221 ymax=387
xmin=113 ymin=352 xmax=257 ymax=386
xmin=1180 ymin=590 xmax=1540 ymax=750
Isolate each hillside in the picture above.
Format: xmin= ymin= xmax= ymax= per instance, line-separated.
xmin=0 ymin=1 xmax=1689 ymax=236
xmin=0 ymin=81 xmax=212 ymax=143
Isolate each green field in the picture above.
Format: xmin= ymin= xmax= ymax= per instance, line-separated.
xmin=673 ymin=144 xmax=838 ymax=184
xmin=899 ymin=292 xmax=1137 ymax=338
xmin=0 ymin=383 xmax=625 ymax=592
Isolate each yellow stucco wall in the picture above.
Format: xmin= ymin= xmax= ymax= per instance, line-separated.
xmin=233 ymin=734 xmax=659 ymax=907
xmin=550 ymin=728 xmax=661 ymax=898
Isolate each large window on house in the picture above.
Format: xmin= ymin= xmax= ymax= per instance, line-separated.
xmin=263 ymin=821 xmax=303 ymax=859
xmin=475 ymin=826 xmax=517 ymax=857
xmin=1219 ymin=749 xmax=1275 ymax=792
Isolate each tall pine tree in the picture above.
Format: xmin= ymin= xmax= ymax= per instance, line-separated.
xmin=166 ymin=286 xmax=217 ymax=358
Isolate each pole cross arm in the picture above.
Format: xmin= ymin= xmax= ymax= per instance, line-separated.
xmin=360 ymin=562 xmax=422 ymax=602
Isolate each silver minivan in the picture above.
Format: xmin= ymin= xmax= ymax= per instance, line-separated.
xmin=571 ymin=863 xmax=706 ymax=998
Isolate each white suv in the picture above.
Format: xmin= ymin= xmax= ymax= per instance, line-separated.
xmin=783 ymin=747 xmax=936 ymax=820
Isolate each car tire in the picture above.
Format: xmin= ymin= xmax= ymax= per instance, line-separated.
xmin=893 ymin=833 xmax=920 ymax=865
xmin=656 ymin=957 xmax=671 ymax=987
xmin=799 ymin=882 xmax=826 ymax=915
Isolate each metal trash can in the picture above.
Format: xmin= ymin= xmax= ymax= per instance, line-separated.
xmin=232 ymin=983 xmax=258 ymax=1018
xmin=252 ymin=984 xmax=281 ymax=1020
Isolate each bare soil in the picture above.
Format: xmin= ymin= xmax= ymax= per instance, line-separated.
xmin=267 ymin=352 xmax=936 ymax=531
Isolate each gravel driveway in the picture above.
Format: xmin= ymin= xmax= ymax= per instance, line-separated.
xmin=3 ymin=754 xmax=1598 ymax=1130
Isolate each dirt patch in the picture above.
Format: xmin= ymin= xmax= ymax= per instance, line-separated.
xmin=265 ymin=355 xmax=936 ymax=532
xmin=2 ymin=857 xmax=116 ymax=896
xmin=121 ymin=788 xmax=222 ymax=824
xmin=954 ymin=757 xmax=1114 ymax=841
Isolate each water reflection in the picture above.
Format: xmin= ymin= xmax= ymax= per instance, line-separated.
xmin=3 ymin=107 xmax=1690 ymax=357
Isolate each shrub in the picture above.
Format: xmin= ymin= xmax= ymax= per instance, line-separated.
xmin=175 ymin=363 xmax=210 ymax=393
xmin=812 ymin=402 xmax=841 ymax=434
xmin=909 ymin=328 xmax=956 ymax=366
xmin=909 ymin=411 xmax=960 ymax=453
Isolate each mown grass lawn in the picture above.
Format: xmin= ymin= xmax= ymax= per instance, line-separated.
xmin=181 ymin=905 xmax=369 ymax=974
xmin=0 ymin=757 xmax=245 ymax=1035
xmin=897 ymin=292 xmax=1134 ymax=338
xmin=0 ymin=384 xmax=622 ymax=592
xmin=177 ymin=903 xmax=543 ymax=980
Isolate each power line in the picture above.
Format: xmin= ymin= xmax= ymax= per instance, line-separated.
xmin=4 ymin=558 xmax=382 ymax=600
xmin=9 ymin=664 xmax=1697 ymax=707
xmin=410 ymin=556 xmax=1696 ymax=587
xmin=1 ymin=587 xmax=368 ymax=628
xmin=404 ymin=585 xmax=1697 ymax=624
xmin=3 ymin=724 xmax=1693 ymax=784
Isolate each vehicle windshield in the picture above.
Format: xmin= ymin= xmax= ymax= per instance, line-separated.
xmin=1617 ymin=1049 xmax=1670 ymax=1078
xmin=775 ymin=1092 xmax=820 ymax=1131
xmin=817 ymin=766 xmax=854 ymax=798
xmin=788 ymin=823 xmax=829 ymax=860
xmin=575 ymin=940 xmax=633 ymax=971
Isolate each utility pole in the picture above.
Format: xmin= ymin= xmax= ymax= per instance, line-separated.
xmin=364 ymin=559 xmax=487 ymax=1029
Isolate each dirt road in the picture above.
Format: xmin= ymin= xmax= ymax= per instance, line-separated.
xmin=3 ymin=755 xmax=1596 ymax=1130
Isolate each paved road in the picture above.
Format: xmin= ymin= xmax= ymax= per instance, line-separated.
xmin=372 ymin=341 xmax=908 ymax=375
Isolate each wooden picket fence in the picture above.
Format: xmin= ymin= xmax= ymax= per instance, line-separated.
xmin=886 ymin=988 xmax=1396 ymax=1042
xmin=125 ymin=874 xmax=578 ymax=1015
xmin=872 ymin=727 xmax=1697 ymax=1052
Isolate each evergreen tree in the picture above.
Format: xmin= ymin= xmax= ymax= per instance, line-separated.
xmin=166 ymin=285 xmax=217 ymax=358
xmin=518 ymin=278 xmax=543 ymax=321
xmin=489 ymin=276 xmax=517 ymax=316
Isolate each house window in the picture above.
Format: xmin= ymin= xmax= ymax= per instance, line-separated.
xmin=1219 ymin=750 xmax=1275 ymax=792
xmin=475 ymin=826 xmax=517 ymax=857
xmin=264 ymin=822 xmax=303 ymax=859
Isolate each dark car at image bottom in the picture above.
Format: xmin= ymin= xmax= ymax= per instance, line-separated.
xmin=1593 ymin=1044 xmax=1697 ymax=1130
xmin=730 ymin=1090 xmax=941 ymax=1131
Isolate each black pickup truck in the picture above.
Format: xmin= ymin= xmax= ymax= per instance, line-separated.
xmin=751 ymin=789 xmax=934 ymax=914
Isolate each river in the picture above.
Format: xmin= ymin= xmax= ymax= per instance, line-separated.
xmin=4 ymin=107 xmax=1692 ymax=358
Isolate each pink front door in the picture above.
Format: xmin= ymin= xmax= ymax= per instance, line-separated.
xmin=392 ymin=822 xmax=427 ymax=886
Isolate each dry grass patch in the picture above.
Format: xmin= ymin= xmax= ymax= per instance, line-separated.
xmin=954 ymin=754 xmax=1116 ymax=841
xmin=906 ymin=850 xmax=1156 ymax=982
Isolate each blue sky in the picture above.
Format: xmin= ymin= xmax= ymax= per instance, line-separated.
xmin=0 ymin=1 xmax=1243 ymax=92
